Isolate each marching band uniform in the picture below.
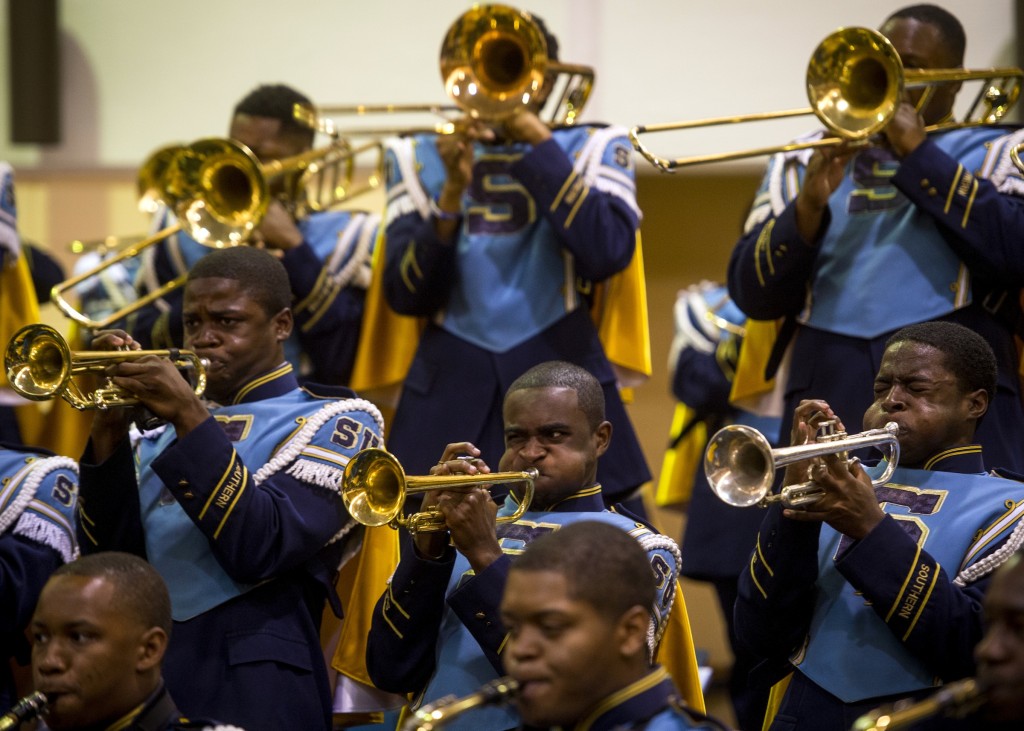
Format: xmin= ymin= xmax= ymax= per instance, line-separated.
xmin=90 ymin=681 xmax=245 ymax=731
xmin=379 ymin=125 xmax=651 ymax=505
xmin=77 ymin=364 xmax=385 ymax=731
xmin=516 ymin=667 xmax=730 ymax=731
xmin=367 ymin=488 xmax=699 ymax=731
xmin=736 ymin=446 xmax=1024 ymax=728
xmin=0 ymin=444 xmax=78 ymax=711
xmin=728 ymin=126 xmax=1024 ymax=472
xmin=88 ymin=205 xmax=378 ymax=387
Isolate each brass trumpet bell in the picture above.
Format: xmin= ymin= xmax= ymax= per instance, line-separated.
xmin=342 ymin=447 xmax=537 ymax=533
xmin=4 ymin=324 xmax=207 ymax=410
xmin=704 ymin=420 xmax=900 ymax=508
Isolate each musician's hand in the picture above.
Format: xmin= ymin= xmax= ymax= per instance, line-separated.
xmin=883 ymin=100 xmax=928 ymax=158
xmin=795 ymin=145 xmax=854 ymax=243
xmin=253 ymin=199 xmax=303 ymax=252
xmin=500 ymin=110 xmax=551 ymax=146
xmin=783 ymin=455 xmax=886 ymax=539
xmin=89 ymin=329 xmax=141 ymax=352
xmin=783 ymin=400 xmax=844 ymax=486
xmin=439 ymin=486 xmax=502 ymax=573
xmin=437 ymin=118 xmax=493 ymax=193
xmin=108 ymin=357 xmax=208 ymax=436
xmin=431 ymin=442 xmax=492 ymax=477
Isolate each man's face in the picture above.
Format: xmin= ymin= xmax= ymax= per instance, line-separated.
xmin=31 ymin=576 xmax=152 ymax=730
xmin=975 ymin=557 xmax=1024 ymax=722
xmin=880 ymin=17 xmax=961 ymax=125
xmin=862 ymin=341 xmax=983 ymax=467
xmin=498 ymin=387 xmax=610 ymax=509
xmin=228 ymin=114 xmax=308 ymax=197
xmin=183 ymin=277 xmax=292 ymax=403
xmin=500 ymin=569 xmax=629 ymax=728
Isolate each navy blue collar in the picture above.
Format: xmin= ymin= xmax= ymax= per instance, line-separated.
xmin=566 ymin=667 xmax=676 ymax=731
xmin=512 ymin=483 xmax=606 ymax=513
xmin=918 ymin=444 xmax=985 ymax=474
xmin=225 ymin=362 xmax=297 ymax=405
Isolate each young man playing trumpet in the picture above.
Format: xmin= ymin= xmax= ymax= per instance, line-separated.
xmin=76 ymin=247 xmax=385 ymax=731
xmin=735 ymin=321 xmax=1024 ymax=730
xmin=365 ymin=360 xmax=703 ymax=731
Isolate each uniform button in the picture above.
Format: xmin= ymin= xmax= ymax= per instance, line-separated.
xmin=475 ymin=612 xmax=487 ymax=620
xmin=928 ymin=187 xmax=938 ymax=196
xmin=920 ymin=178 xmax=930 ymax=188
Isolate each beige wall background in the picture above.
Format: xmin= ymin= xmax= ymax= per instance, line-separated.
xmin=5 ymin=0 xmax=1019 ymax=721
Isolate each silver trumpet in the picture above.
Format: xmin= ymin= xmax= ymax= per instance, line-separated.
xmin=852 ymin=678 xmax=986 ymax=730
xmin=400 ymin=677 xmax=519 ymax=731
xmin=0 ymin=691 xmax=48 ymax=730
xmin=705 ymin=419 xmax=900 ymax=508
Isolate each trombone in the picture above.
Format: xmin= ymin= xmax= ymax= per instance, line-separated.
xmin=441 ymin=4 xmax=593 ymax=126
xmin=4 ymin=323 xmax=206 ymax=410
xmin=704 ymin=419 xmax=900 ymax=508
xmin=341 ymin=448 xmax=537 ymax=533
xmin=321 ymin=3 xmax=595 ymax=139
xmin=630 ymin=26 xmax=1023 ymax=171
xmin=51 ymin=133 xmax=366 ymax=331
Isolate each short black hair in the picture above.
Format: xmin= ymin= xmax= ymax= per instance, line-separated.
xmin=505 ymin=360 xmax=605 ymax=429
xmin=528 ymin=12 xmax=559 ymax=62
xmin=511 ymin=521 xmax=655 ymax=622
xmin=233 ymin=84 xmax=316 ymax=147
xmin=885 ymin=320 xmax=997 ymax=397
xmin=51 ymin=552 xmax=172 ymax=636
xmin=188 ymin=246 xmax=292 ymax=316
xmin=885 ymin=4 xmax=966 ymax=65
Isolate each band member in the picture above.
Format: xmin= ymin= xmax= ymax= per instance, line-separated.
xmin=502 ymin=520 xmax=732 ymax=730
xmin=727 ymin=4 xmax=1024 ymax=472
xmin=736 ymin=321 xmax=1024 ymax=729
xmin=366 ymin=360 xmax=704 ymax=731
xmin=369 ymin=6 xmax=651 ymax=510
xmin=0 ymin=443 xmax=78 ymax=711
xmin=76 ymin=247 xmax=385 ymax=731
xmin=81 ymin=83 xmax=377 ymax=388
xmin=28 ymin=552 xmax=241 ymax=731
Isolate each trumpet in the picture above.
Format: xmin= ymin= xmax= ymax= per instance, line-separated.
xmin=630 ymin=26 xmax=1023 ymax=170
xmin=0 ymin=691 xmax=48 ymax=730
xmin=5 ymin=323 xmax=207 ymax=410
xmin=852 ymin=678 xmax=985 ymax=730
xmin=401 ymin=677 xmax=519 ymax=731
xmin=341 ymin=448 xmax=536 ymax=533
xmin=704 ymin=419 xmax=900 ymax=508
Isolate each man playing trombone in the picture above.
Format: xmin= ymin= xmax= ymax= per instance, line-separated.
xmin=734 ymin=321 xmax=1024 ymax=730
xmin=85 ymin=83 xmax=378 ymax=389
xmin=727 ymin=4 xmax=1024 ymax=473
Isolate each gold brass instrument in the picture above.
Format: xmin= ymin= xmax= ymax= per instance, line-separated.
xmin=400 ymin=677 xmax=519 ymax=731
xmin=300 ymin=103 xmax=462 ymax=137
xmin=341 ymin=448 xmax=537 ymax=533
xmin=630 ymin=26 xmax=1023 ymax=171
xmin=51 ymin=132 xmax=366 ymax=330
xmin=852 ymin=678 xmax=985 ymax=730
xmin=0 ymin=691 xmax=48 ymax=730
xmin=4 ymin=323 xmax=207 ymax=410
xmin=704 ymin=419 xmax=900 ymax=508
xmin=441 ymin=4 xmax=593 ymax=125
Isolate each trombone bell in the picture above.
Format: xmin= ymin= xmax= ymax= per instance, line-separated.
xmin=342 ymin=448 xmax=537 ymax=533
